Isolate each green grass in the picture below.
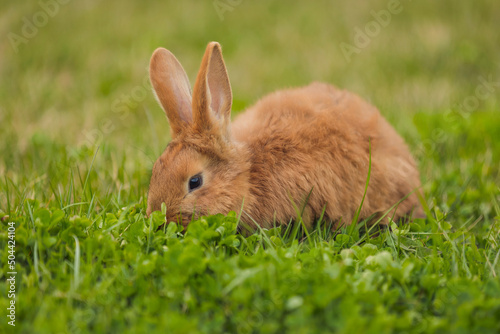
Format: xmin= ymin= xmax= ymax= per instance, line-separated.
xmin=1 ymin=0 xmax=500 ymax=333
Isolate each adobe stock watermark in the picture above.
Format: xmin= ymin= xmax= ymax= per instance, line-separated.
xmin=450 ymin=75 xmax=500 ymax=120
xmin=80 ymin=69 xmax=151 ymax=149
xmin=339 ymin=0 xmax=411 ymax=63
xmin=6 ymin=221 xmax=17 ymax=327
xmin=213 ymin=0 xmax=243 ymax=21
xmin=413 ymin=74 xmax=500 ymax=160
xmin=236 ymin=273 xmax=301 ymax=333
xmin=7 ymin=0 xmax=73 ymax=53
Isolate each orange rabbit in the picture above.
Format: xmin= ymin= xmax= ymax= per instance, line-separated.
xmin=146 ymin=42 xmax=423 ymax=229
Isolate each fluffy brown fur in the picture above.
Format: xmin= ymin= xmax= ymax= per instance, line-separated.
xmin=146 ymin=42 xmax=423 ymax=229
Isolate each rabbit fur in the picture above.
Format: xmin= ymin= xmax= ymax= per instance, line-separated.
xmin=146 ymin=42 xmax=423 ymax=229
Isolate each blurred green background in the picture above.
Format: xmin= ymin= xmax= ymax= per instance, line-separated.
xmin=2 ymin=2 xmax=500 ymax=332
xmin=0 ymin=0 xmax=499 ymax=219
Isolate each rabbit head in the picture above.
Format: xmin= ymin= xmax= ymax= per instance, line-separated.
xmin=146 ymin=42 xmax=249 ymax=226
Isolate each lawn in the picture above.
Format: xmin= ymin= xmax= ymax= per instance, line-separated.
xmin=1 ymin=0 xmax=500 ymax=333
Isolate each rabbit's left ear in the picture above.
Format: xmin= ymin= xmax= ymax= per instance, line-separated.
xmin=192 ymin=42 xmax=233 ymax=138
xmin=149 ymin=48 xmax=192 ymax=138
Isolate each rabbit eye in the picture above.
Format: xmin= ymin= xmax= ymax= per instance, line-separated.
xmin=188 ymin=175 xmax=203 ymax=192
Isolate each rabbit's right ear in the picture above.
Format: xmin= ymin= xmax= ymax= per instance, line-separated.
xmin=149 ymin=48 xmax=192 ymax=138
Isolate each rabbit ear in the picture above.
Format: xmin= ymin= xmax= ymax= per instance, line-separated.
xmin=192 ymin=42 xmax=233 ymax=138
xmin=149 ymin=48 xmax=192 ymax=138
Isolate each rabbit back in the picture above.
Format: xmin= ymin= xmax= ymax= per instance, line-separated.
xmin=232 ymin=82 xmax=422 ymax=227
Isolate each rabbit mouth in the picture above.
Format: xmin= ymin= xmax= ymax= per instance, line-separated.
xmin=166 ymin=210 xmax=204 ymax=227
